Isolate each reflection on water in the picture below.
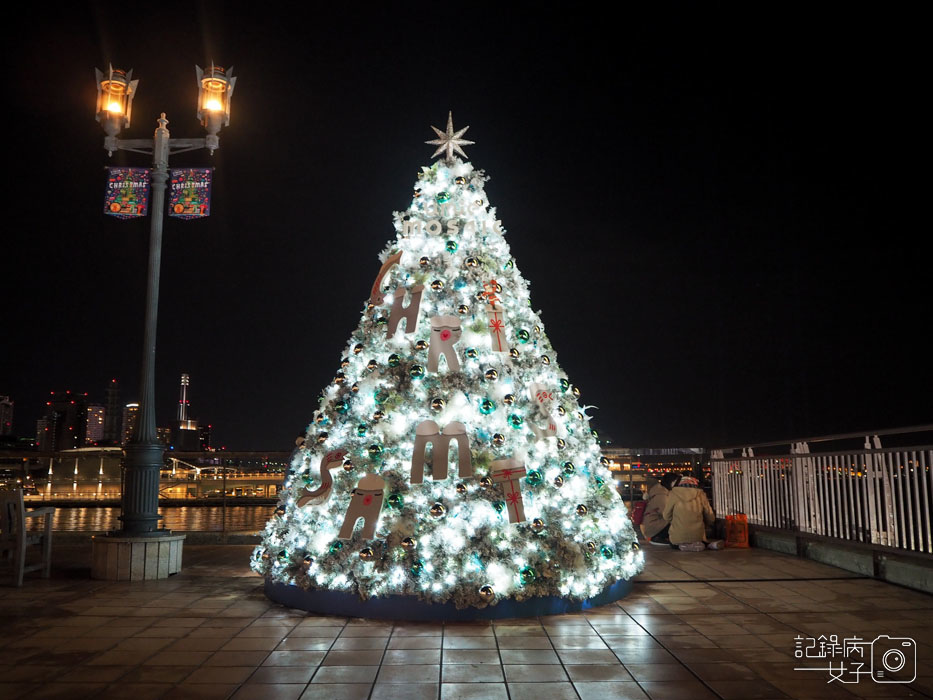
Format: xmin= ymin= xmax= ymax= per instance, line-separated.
xmin=27 ymin=506 xmax=276 ymax=532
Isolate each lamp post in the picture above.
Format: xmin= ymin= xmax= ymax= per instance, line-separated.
xmin=95 ymin=64 xmax=235 ymax=537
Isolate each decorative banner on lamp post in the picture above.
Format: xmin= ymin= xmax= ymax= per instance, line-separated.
xmin=168 ymin=168 xmax=213 ymax=219
xmin=104 ymin=167 xmax=150 ymax=219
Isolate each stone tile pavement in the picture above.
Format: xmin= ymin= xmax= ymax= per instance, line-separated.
xmin=1 ymin=541 xmax=931 ymax=699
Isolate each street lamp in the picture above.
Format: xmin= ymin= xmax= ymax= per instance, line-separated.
xmin=95 ymin=63 xmax=235 ymax=540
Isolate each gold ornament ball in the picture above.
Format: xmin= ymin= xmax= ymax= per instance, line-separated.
xmin=572 ymin=386 xmax=581 ymax=398
xmin=492 ymin=433 xmax=505 ymax=446
xmin=367 ymin=359 xmax=378 ymax=370
xmin=419 ymin=256 xmax=429 ymax=267
xmin=509 ymin=348 xmax=519 ymax=359
xmin=465 ymin=257 xmax=479 ymax=267
xmin=340 ymin=357 xmax=350 ymax=368
xmin=429 ymin=502 xmax=447 ymax=518
xmin=316 ymin=433 xmax=328 ymax=444
xmin=353 ymin=343 xmax=364 ymax=354
xmin=351 ymin=382 xmax=360 ymax=393
xmin=431 ymin=279 xmax=444 ymax=291
xmin=456 ymin=482 xmax=467 ymax=495
xmin=503 ymin=393 xmax=515 ymax=405
xmin=478 ymin=584 xmax=494 ymax=600
xmin=334 ymin=372 xmax=346 ymax=384
xmin=542 ymin=355 xmax=551 ymax=365
xmin=457 ymin=304 xmax=470 ymax=315
xmin=553 ymin=475 xmax=564 ymax=488
xmin=557 ymin=405 xmax=566 ymax=416
xmin=576 ymin=504 xmax=588 ymax=516
xmin=585 ymin=541 xmax=597 ymax=554
xmin=359 ymin=547 xmax=375 ymax=561
xmin=479 ymin=476 xmax=493 ymax=488
xmin=430 ymin=397 xmax=446 ymax=412
xmin=415 ymin=339 xmax=429 ymax=351
xmin=484 ymin=368 xmax=498 ymax=381
xmin=342 ymin=459 xmax=354 ymax=471
xmin=455 ymin=176 xmax=467 ymax=185
xmin=401 ymin=537 xmax=416 ymax=550
xmin=556 ymin=438 xmax=566 ymax=450
xmin=531 ymin=518 xmax=545 ymax=533
xmin=372 ymin=410 xmax=385 ymax=422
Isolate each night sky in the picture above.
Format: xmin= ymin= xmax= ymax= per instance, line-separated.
xmin=3 ymin=4 xmax=928 ymax=451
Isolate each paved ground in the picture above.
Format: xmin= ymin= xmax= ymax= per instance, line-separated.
xmin=1 ymin=541 xmax=931 ymax=699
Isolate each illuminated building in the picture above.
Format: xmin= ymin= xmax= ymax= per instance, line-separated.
xmin=103 ymin=378 xmax=122 ymax=444
xmin=0 ymin=395 xmax=12 ymax=436
xmin=38 ymin=390 xmax=88 ymax=451
xmin=86 ymin=404 xmax=105 ymax=444
xmin=122 ymin=403 xmax=139 ymax=445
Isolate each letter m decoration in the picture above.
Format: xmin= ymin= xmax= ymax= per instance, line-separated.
xmin=410 ymin=420 xmax=474 ymax=484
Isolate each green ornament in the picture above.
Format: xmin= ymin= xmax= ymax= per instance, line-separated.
xmin=368 ymin=444 xmax=384 ymax=456
xmin=562 ymin=461 xmax=575 ymax=475
xmin=493 ymin=501 xmax=505 ymax=513
xmin=519 ymin=566 xmax=536 ymax=585
xmin=445 ymin=240 xmax=458 ymax=252
xmin=516 ymin=329 xmax=530 ymax=344
xmin=374 ymin=390 xmax=389 ymax=404
xmin=479 ymin=398 xmax=496 ymax=415
xmin=411 ymin=560 xmax=424 ymax=576
xmin=356 ymin=424 xmax=367 ymax=437
xmin=335 ymin=401 xmax=349 ymax=414
xmin=525 ymin=470 xmax=543 ymax=486
xmin=600 ymin=545 xmax=614 ymax=559
xmin=595 ymin=476 xmax=605 ymax=488
xmin=375 ymin=316 xmax=388 ymax=325
xmin=560 ymin=378 xmax=570 ymax=392
xmin=409 ymin=364 xmax=425 ymax=379
xmin=329 ymin=541 xmax=343 ymax=554
xmin=436 ymin=191 xmax=451 ymax=203
xmin=388 ymin=354 xmax=401 ymax=367
xmin=508 ymin=414 xmax=523 ymax=429
xmin=387 ymin=493 xmax=403 ymax=509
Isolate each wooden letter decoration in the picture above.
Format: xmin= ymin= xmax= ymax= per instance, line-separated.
xmin=410 ymin=419 xmax=473 ymax=484
xmin=428 ymin=315 xmax=462 ymax=372
xmin=386 ymin=285 xmax=424 ymax=338
xmin=369 ymin=251 xmax=403 ymax=304
xmin=337 ymin=473 xmax=385 ymax=540
xmin=297 ymin=449 xmax=349 ymax=507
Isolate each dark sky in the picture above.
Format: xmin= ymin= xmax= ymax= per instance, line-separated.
xmin=3 ymin=3 xmax=928 ymax=450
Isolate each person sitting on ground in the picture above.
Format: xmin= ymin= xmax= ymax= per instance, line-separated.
xmin=641 ymin=472 xmax=680 ymax=545
xmin=661 ymin=475 xmax=723 ymax=551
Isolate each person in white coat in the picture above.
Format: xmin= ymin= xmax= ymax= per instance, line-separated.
xmin=662 ymin=476 xmax=722 ymax=551
xmin=641 ymin=472 xmax=680 ymax=545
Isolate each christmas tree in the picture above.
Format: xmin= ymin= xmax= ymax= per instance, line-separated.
xmin=253 ymin=114 xmax=644 ymax=618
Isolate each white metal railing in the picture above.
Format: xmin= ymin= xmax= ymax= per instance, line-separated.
xmin=712 ymin=428 xmax=933 ymax=555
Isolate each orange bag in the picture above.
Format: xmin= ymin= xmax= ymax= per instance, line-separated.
xmin=725 ymin=513 xmax=749 ymax=548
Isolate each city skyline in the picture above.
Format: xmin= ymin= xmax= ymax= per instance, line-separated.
xmin=3 ymin=4 xmax=928 ymax=451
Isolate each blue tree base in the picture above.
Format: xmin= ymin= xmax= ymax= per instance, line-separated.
xmin=264 ymin=577 xmax=634 ymax=621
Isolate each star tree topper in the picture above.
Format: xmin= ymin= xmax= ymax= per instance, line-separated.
xmin=426 ymin=111 xmax=475 ymax=162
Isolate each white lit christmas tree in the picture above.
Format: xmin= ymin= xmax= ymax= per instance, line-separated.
xmin=253 ymin=114 xmax=644 ymax=616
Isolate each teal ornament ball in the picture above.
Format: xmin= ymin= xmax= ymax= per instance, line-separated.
xmin=329 ymin=541 xmax=343 ymax=554
xmin=445 ymin=240 xmax=458 ymax=252
xmin=374 ymin=390 xmax=389 ymax=404
xmin=562 ymin=461 xmax=575 ymax=475
xmin=411 ymin=560 xmax=424 ymax=576
xmin=479 ymin=398 xmax=496 ymax=415
xmin=493 ymin=501 xmax=505 ymax=513
xmin=388 ymin=354 xmax=401 ymax=367
xmin=387 ymin=493 xmax=403 ymax=509
xmin=436 ymin=190 xmax=451 ymax=203
xmin=356 ymin=424 xmax=367 ymax=437
xmin=600 ymin=545 xmax=614 ymax=559
xmin=560 ymin=378 xmax=570 ymax=392
xmin=516 ymin=329 xmax=530 ymax=344
xmin=409 ymin=364 xmax=425 ymax=379
xmin=519 ymin=566 xmax=536 ymax=585
xmin=525 ymin=470 xmax=543 ymax=486
xmin=508 ymin=414 xmax=523 ymax=429
xmin=335 ymin=401 xmax=349 ymax=414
